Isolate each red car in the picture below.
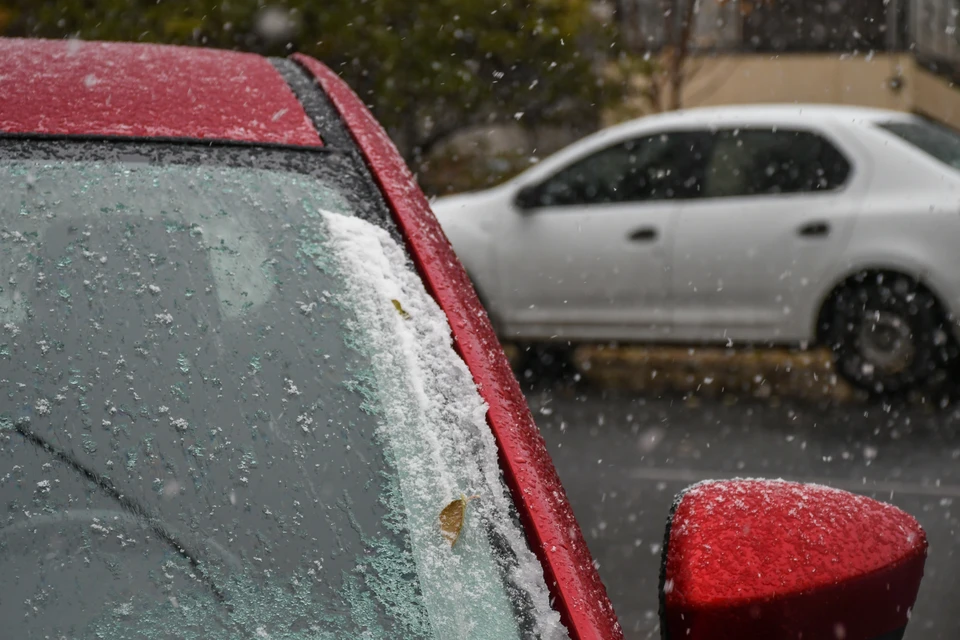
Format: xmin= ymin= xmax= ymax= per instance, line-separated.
xmin=0 ymin=39 xmax=927 ymax=640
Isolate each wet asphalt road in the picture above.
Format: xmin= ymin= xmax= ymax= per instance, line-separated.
xmin=525 ymin=382 xmax=960 ymax=639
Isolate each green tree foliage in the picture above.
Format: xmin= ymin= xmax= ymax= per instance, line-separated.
xmin=1 ymin=0 xmax=620 ymax=164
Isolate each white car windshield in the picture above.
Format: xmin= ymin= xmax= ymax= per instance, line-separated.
xmin=0 ymin=145 xmax=565 ymax=640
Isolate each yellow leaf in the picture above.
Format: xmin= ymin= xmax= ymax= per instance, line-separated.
xmin=439 ymin=494 xmax=479 ymax=548
xmin=391 ymin=299 xmax=410 ymax=319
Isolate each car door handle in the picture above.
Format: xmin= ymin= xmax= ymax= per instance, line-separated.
xmin=628 ymin=227 xmax=658 ymax=242
xmin=798 ymin=221 xmax=830 ymax=238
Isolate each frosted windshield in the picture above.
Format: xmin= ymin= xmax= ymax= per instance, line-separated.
xmin=0 ymin=157 xmax=565 ymax=639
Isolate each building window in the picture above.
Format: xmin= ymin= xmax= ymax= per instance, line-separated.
xmin=912 ymin=0 xmax=960 ymax=72
xmin=617 ymin=0 xmax=905 ymax=54
xmin=615 ymin=0 xmax=743 ymax=52
xmin=742 ymin=0 xmax=890 ymax=53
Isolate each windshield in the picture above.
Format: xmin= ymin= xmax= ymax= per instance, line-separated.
xmin=878 ymin=119 xmax=960 ymax=170
xmin=0 ymin=143 xmax=564 ymax=639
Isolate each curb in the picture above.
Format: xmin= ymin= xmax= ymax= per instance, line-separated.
xmin=572 ymin=345 xmax=856 ymax=402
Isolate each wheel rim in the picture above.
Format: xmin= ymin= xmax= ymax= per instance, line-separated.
xmin=856 ymin=310 xmax=915 ymax=375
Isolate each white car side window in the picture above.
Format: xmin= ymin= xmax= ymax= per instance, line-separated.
xmin=535 ymin=131 xmax=710 ymax=207
xmin=704 ymin=128 xmax=851 ymax=198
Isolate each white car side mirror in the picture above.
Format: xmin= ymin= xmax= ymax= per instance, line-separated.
xmin=514 ymin=184 xmax=542 ymax=210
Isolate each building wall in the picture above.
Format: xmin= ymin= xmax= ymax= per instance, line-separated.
xmin=911 ymin=64 xmax=960 ymax=127
xmin=663 ymin=53 xmax=960 ymax=129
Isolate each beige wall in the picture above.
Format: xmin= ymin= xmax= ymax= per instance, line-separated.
xmin=622 ymin=53 xmax=960 ymax=130
xmin=911 ymin=64 xmax=960 ymax=127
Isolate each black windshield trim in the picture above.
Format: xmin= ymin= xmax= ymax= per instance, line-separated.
xmin=0 ymin=131 xmax=336 ymax=154
xmin=273 ymin=57 xmax=405 ymax=245
xmin=0 ymin=137 xmax=400 ymax=232
xmin=271 ymin=57 xmax=357 ymax=151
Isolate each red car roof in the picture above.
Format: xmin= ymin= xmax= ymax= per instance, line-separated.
xmin=0 ymin=38 xmax=322 ymax=147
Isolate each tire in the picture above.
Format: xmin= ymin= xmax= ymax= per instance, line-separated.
xmin=821 ymin=273 xmax=956 ymax=395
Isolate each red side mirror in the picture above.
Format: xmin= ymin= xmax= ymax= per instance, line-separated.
xmin=660 ymin=480 xmax=927 ymax=640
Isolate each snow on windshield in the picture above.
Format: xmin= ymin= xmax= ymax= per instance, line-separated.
xmin=321 ymin=209 xmax=567 ymax=640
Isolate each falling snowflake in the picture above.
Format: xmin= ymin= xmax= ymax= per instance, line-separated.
xmin=296 ymin=413 xmax=314 ymax=433
xmin=35 ymin=398 xmax=51 ymax=416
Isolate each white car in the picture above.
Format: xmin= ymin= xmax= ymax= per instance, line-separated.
xmin=432 ymin=104 xmax=960 ymax=393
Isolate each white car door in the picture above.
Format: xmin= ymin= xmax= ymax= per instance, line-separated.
xmin=494 ymin=131 xmax=706 ymax=341
xmin=670 ymin=127 xmax=861 ymax=344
